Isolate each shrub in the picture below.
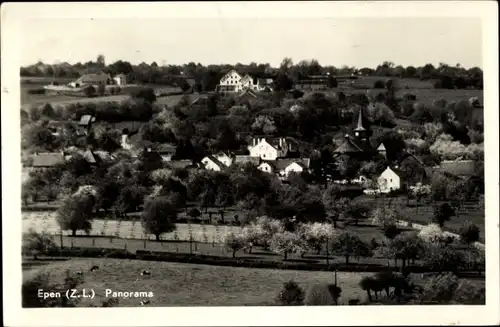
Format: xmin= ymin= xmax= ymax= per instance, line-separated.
xmin=382 ymin=224 xmax=401 ymax=240
xmin=418 ymin=223 xmax=446 ymax=244
xmin=23 ymin=270 xmax=83 ymax=307
xmin=373 ymin=80 xmax=385 ymax=89
xmin=459 ymin=221 xmax=480 ymax=245
xmin=423 ymin=244 xmax=465 ymax=273
xmin=270 ymin=231 xmax=307 ymax=260
xmin=432 ymin=202 xmax=455 ymax=227
xmin=276 ymin=280 xmax=305 ymax=305
xmin=304 ymin=283 xmax=340 ymax=305
xmin=22 ymin=229 xmax=57 ymax=259
xmin=141 ymin=196 xmax=178 ymax=241
xmin=416 ymin=272 xmax=484 ymax=304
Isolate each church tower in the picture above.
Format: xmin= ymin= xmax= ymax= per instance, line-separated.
xmin=353 ymin=108 xmax=369 ymax=142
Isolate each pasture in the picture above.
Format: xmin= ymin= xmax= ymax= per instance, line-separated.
xmin=22 ymin=258 xmax=370 ymax=306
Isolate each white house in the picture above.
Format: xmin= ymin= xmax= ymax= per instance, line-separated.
xmin=257 ymin=158 xmax=310 ymax=178
xmin=201 ymin=156 xmax=225 ymax=171
xmin=213 ymin=152 xmax=233 ymax=167
xmin=219 ymin=70 xmax=243 ymax=93
xmin=114 ymin=74 xmax=127 ymax=85
xmin=377 ymin=167 xmax=401 ymax=193
xmin=377 ymin=143 xmax=387 ymax=159
xmin=121 ymin=134 xmax=133 ymax=150
xmin=248 ymin=137 xmax=290 ymax=160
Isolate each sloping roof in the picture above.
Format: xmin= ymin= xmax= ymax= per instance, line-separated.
xmin=76 ymin=73 xmax=110 ymax=84
xmin=377 ymin=143 xmax=386 ymax=151
xmin=233 ymin=155 xmax=260 ymax=166
xmin=237 ymin=89 xmax=258 ymax=98
xmin=439 ymin=160 xmax=477 ymax=177
xmin=354 ymin=107 xmax=366 ymax=131
xmin=79 ymin=115 xmax=95 ymax=126
xmin=398 ymin=153 xmax=425 ymax=166
xmin=32 ymin=152 xmax=64 ymax=167
xmin=82 ymin=149 xmax=99 ymax=164
xmin=333 ymin=136 xmax=364 ymax=153
xmin=166 ymin=160 xmax=194 ymax=169
xmin=202 ymin=155 xmax=226 ymax=170
xmin=265 ymin=158 xmax=311 ymax=172
xmin=94 ymin=150 xmax=114 ymax=162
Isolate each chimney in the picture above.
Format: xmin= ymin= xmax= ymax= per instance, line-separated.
xmin=279 ymin=138 xmax=283 ymax=148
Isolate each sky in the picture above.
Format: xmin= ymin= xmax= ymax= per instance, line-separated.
xmin=19 ymin=17 xmax=482 ymax=69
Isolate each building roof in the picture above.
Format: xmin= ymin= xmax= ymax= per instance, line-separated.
xmin=377 ymin=143 xmax=386 ymax=151
xmin=202 ymin=155 xmax=226 ymax=170
xmin=32 ymin=152 xmax=65 ymax=167
xmin=439 ymin=160 xmax=477 ymax=177
xmin=233 ymin=155 xmax=260 ymax=166
xmin=333 ymin=135 xmax=366 ymax=153
xmin=166 ymin=160 xmax=194 ymax=170
xmin=263 ymin=158 xmax=310 ymax=172
xmin=78 ymin=114 xmax=96 ymax=126
xmin=155 ymin=143 xmax=176 ymax=154
xmin=237 ymin=89 xmax=258 ymax=98
xmin=76 ymin=73 xmax=111 ymax=84
xmin=354 ymin=108 xmax=366 ymax=132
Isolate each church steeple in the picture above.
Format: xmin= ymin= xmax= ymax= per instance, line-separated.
xmin=353 ymin=108 xmax=368 ymax=141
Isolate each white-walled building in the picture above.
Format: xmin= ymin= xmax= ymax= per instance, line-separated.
xmin=201 ymin=156 xmax=225 ymax=172
xmin=219 ymin=70 xmax=243 ymax=93
xmin=248 ymin=137 xmax=291 ymax=160
xmin=218 ymin=70 xmax=273 ymax=93
xmin=377 ymin=167 xmax=401 ymax=193
xmin=114 ymin=74 xmax=127 ymax=85
xmin=257 ymin=158 xmax=310 ymax=178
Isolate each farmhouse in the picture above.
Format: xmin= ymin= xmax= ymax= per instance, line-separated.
xmin=218 ymin=70 xmax=270 ymax=94
xmin=377 ymin=167 xmax=401 ymax=193
xmin=248 ymin=137 xmax=293 ymax=160
xmin=82 ymin=149 xmax=115 ymax=166
xmin=71 ymin=73 xmax=112 ymax=87
xmin=201 ymin=155 xmax=226 ymax=172
xmin=257 ymin=158 xmax=311 ymax=178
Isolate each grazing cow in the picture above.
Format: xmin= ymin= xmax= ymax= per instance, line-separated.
xmin=90 ymin=266 xmax=99 ymax=272
xmin=140 ymin=300 xmax=150 ymax=306
xmin=141 ymin=270 xmax=151 ymax=276
xmin=75 ymin=271 xmax=83 ymax=276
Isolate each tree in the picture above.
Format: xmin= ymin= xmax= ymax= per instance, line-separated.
xmin=96 ymin=54 xmax=106 ymax=67
xmin=224 ymin=232 xmax=247 ymax=258
xmin=56 ymin=193 xmax=95 ymax=236
xmin=370 ymin=205 xmax=400 ymax=229
xmin=383 ymin=224 xmax=401 ymax=240
xmin=432 ymin=202 xmax=455 ymax=228
xmin=345 ymin=201 xmax=371 ymax=226
xmin=331 ymin=231 xmax=367 ymax=265
xmin=373 ymin=80 xmax=385 ymax=89
xmin=304 ymin=283 xmax=341 ymax=305
xmin=141 ymin=196 xmax=177 ymax=241
xmin=84 ymin=85 xmax=96 ymax=97
xmin=300 ymin=222 xmax=336 ymax=254
xmin=327 ymin=75 xmax=338 ymax=88
xmin=388 ymin=231 xmax=425 ymax=269
xmin=418 ymin=223 xmax=447 ymax=244
xmin=274 ymin=73 xmax=294 ymax=92
xmin=270 ymin=231 xmax=306 ymax=260
xmin=251 ymin=115 xmax=277 ymax=135
xmin=459 ymin=221 xmax=480 ymax=245
xmin=277 ymin=280 xmax=305 ymax=305
xmin=409 ymin=183 xmax=431 ymax=213
xmin=22 ymin=229 xmax=56 ymax=260
xmin=187 ymin=208 xmax=202 ymax=221
xmin=97 ymin=84 xmax=106 ymax=96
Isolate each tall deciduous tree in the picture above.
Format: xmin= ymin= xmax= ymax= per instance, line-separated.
xmin=141 ymin=196 xmax=177 ymax=241
xmin=56 ymin=193 xmax=95 ymax=236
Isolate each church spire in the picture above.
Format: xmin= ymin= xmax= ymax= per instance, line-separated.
xmin=354 ymin=108 xmax=365 ymax=131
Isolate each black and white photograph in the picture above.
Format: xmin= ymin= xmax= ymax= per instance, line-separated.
xmin=2 ymin=1 xmax=499 ymax=326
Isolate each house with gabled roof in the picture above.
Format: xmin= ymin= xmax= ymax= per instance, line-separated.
xmin=377 ymin=166 xmax=402 ymax=193
xmin=248 ymin=137 xmax=293 ymax=160
xmin=201 ymin=155 xmax=226 ymax=172
xmin=70 ymin=72 xmax=112 ymax=87
xmin=257 ymin=158 xmax=311 ymax=178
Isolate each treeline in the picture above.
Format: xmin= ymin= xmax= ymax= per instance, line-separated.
xmin=21 ymin=58 xmax=483 ymax=90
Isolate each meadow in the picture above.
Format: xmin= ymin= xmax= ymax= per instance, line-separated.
xmin=22 ymin=257 xmax=372 ymax=306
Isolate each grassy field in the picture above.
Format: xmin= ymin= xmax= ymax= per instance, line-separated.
xmin=22 ymin=258 xmax=371 ymax=306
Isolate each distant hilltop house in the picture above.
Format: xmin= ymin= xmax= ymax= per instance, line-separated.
xmin=113 ymin=73 xmax=127 ymax=86
xmin=69 ymin=72 xmax=112 ymax=88
xmin=218 ymin=70 xmax=273 ymax=93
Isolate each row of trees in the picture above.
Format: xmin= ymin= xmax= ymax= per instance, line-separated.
xmin=21 ymin=56 xmax=483 ymax=90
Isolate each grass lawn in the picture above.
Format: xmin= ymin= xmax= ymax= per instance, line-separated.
xmin=23 ymin=258 xmax=371 ymax=306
